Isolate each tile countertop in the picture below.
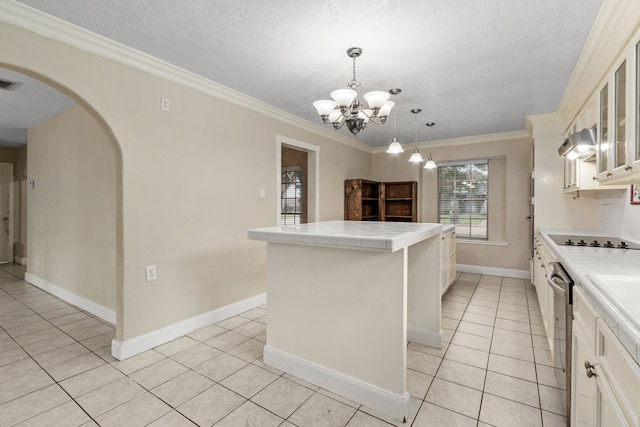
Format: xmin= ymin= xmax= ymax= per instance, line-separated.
xmin=538 ymin=228 xmax=640 ymax=366
xmin=248 ymin=220 xmax=448 ymax=252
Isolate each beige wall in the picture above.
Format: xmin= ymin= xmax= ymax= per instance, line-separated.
xmin=0 ymin=20 xmax=371 ymax=343
xmin=28 ymin=105 xmax=116 ymax=309
xmin=374 ymin=136 xmax=532 ymax=271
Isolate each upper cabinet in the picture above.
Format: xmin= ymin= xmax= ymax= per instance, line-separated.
xmin=597 ymin=35 xmax=640 ymax=184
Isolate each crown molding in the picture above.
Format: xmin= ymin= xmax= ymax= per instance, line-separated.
xmin=557 ymin=0 xmax=640 ymax=129
xmin=0 ymin=0 xmax=372 ymax=153
xmin=525 ymin=113 xmax=563 ymax=139
xmin=371 ymin=129 xmax=530 ymax=154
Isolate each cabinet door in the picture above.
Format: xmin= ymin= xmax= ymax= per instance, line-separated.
xmin=572 ymin=321 xmax=597 ymax=427
xmin=595 ymin=378 xmax=628 ymax=427
xmin=634 ymin=41 xmax=640 ymax=166
xmin=598 ymin=83 xmax=610 ymax=177
xmin=441 ymin=233 xmax=449 ymax=295
xmin=614 ymin=60 xmax=627 ymax=171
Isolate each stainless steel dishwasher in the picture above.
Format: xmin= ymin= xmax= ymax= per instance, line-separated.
xmin=547 ymin=262 xmax=573 ymax=427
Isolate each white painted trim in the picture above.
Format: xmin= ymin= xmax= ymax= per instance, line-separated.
xmin=456 ymin=264 xmax=530 ymax=280
xmin=24 ymin=273 xmax=116 ymax=324
xmin=0 ymin=1 xmax=371 ymax=154
xmin=407 ymin=326 xmax=442 ymax=348
xmin=371 ymin=130 xmax=530 ymax=153
xmin=111 ymin=292 xmax=266 ymax=360
xmin=14 ymin=256 xmax=26 ymax=265
xmin=456 ymin=240 xmax=509 ymax=247
xmin=263 ymin=345 xmax=409 ymax=422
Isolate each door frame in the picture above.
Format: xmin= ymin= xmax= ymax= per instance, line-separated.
xmin=276 ymin=134 xmax=319 ymax=224
xmin=0 ymin=162 xmax=14 ymax=264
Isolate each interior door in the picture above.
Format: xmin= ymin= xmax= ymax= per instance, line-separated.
xmin=0 ymin=163 xmax=13 ymax=264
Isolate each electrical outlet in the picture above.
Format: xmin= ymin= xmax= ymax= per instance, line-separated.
xmin=161 ymin=97 xmax=170 ymax=112
xmin=145 ymin=265 xmax=157 ymax=282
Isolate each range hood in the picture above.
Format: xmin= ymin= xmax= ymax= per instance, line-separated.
xmin=558 ymin=127 xmax=596 ymax=159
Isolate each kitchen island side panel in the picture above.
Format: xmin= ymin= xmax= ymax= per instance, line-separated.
xmin=407 ymin=235 xmax=442 ymax=347
xmin=265 ymin=241 xmax=407 ymax=395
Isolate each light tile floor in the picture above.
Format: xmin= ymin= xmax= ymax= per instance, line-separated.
xmin=0 ymin=265 xmax=567 ymax=426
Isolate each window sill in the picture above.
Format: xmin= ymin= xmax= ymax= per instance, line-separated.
xmin=456 ymin=239 xmax=509 ymax=247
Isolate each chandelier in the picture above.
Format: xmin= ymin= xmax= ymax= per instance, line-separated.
xmin=313 ymin=47 xmax=395 ymax=136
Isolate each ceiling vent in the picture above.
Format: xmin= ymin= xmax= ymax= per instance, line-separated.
xmin=0 ymin=79 xmax=17 ymax=91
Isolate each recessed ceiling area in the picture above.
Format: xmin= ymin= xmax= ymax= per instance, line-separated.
xmin=0 ymin=68 xmax=75 ymax=147
xmin=3 ymin=0 xmax=604 ymax=147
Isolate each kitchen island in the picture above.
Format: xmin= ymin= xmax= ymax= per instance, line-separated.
xmin=248 ymin=220 xmax=443 ymax=422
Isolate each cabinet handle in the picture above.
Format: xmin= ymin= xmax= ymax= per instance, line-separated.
xmin=584 ymin=360 xmax=597 ymax=378
xmin=625 ymin=165 xmax=632 ymax=171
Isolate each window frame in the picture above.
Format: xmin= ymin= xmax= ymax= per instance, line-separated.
xmin=436 ymin=159 xmax=489 ymax=240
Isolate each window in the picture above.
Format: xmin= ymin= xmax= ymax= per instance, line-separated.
xmin=437 ymin=160 xmax=488 ymax=239
xmin=281 ymin=167 xmax=302 ymax=225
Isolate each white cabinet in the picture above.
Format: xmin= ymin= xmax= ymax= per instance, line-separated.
xmin=564 ymin=157 xmax=603 ymax=193
xmin=597 ymin=33 xmax=640 ymax=184
xmin=571 ymin=287 xmax=640 ymax=426
xmin=533 ymin=234 xmax=555 ymax=352
xmin=563 ymin=91 xmax=626 ymax=192
xmin=441 ymin=229 xmax=456 ymax=296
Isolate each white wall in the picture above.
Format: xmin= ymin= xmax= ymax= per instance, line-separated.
xmin=0 ymin=9 xmax=372 ymax=352
xmin=596 ymin=188 xmax=640 ymax=240
xmin=28 ymin=105 xmax=116 ymax=311
xmin=373 ymin=132 xmax=532 ymax=272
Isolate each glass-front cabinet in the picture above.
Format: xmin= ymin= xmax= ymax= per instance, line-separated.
xmin=614 ymin=60 xmax=627 ymax=170
xmin=597 ymin=36 xmax=640 ymax=184
xmin=598 ymin=84 xmax=609 ymax=176
xmin=637 ymin=40 xmax=640 ymax=167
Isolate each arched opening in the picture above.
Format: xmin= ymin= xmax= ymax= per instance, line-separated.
xmin=0 ymin=64 xmax=124 ymax=344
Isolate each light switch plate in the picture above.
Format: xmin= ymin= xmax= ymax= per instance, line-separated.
xmin=145 ymin=265 xmax=157 ymax=282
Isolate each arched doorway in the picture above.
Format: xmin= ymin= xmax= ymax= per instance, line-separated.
xmin=0 ymin=64 xmax=124 ymax=343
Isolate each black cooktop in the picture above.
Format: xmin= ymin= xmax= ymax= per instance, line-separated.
xmin=547 ymin=234 xmax=640 ymax=250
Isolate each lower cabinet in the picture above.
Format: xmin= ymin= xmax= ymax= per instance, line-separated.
xmin=441 ymin=230 xmax=456 ymax=296
xmin=533 ymin=234 xmax=555 ymax=352
xmin=572 ymin=287 xmax=639 ymax=426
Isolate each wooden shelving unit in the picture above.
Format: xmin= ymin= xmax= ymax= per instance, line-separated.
xmin=383 ymin=181 xmax=417 ymax=222
xmin=345 ymin=179 xmax=417 ymax=222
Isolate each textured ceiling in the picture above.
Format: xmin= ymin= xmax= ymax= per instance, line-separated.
xmin=2 ymin=0 xmax=603 ymax=147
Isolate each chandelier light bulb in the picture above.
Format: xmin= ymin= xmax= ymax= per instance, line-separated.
xmin=363 ymin=91 xmax=390 ymax=110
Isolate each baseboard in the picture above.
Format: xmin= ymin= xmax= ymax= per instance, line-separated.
xmin=14 ymin=256 xmax=26 ymax=265
xmin=263 ymin=345 xmax=409 ymax=422
xmin=111 ymin=292 xmax=266 ymax=360
xmin=407 ymin=326 xmax=442 ymax=348
xmin=456 ymin=264 xmax=530 ymax=280
xmin=24 ymin=273 xmax=116 ymax=324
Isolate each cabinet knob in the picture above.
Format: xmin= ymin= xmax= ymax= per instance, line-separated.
xmin=625 ymin=165 xmax=632 ymax=171
xmin=584 ymin=360 xmax=597 ymax=378
xmin=592 ymin=176 xmax=598 ymax=181
xmin=606 ymin=172 xmax=613 ymax=177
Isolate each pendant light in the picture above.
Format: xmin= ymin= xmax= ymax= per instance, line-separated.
xmin=386 ymin=88 xmax=404 ymax=154
xmin=408 ymin=108 xmax=424 ymax=163
xmin=424 ymin=122 xmax=437 ymax=169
